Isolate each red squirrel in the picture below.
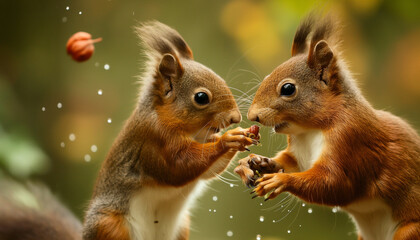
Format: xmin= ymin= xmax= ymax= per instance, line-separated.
xmin=82 ymin=21 xmax=256 ymax=240
xmin=0 ymin=22 xmax=255 ymax=240
xmin=235 ymin=14 xmax=420 ymax=240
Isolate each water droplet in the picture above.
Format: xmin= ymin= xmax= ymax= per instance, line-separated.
xmin=229 ymin=215 xmax=233 ymax=219
xmin=104 ymin=64 xmax=110 ymax=70
xmin=60 ymin=142 xmax=65 ymax=148
xmin=41 ymin=107 xmax=46 ymax=111
xmin=57 ymin=102 xmax=62 ymax=109
xmin=91 ymin=145 xmax=98 ymax=153
xmin=69 ymin=133 xmax=76 ymax=141
xmin=299 ymin=224 xmax=302 ymax=228
xmin=301 ymin=203 xmax=306 ymax=207
xmin=78 ymin=11 xmax=82 ymax=15
xmin=259 ymin=216 xmax=264 ymax=222
xmin=332 ymin=207 xmax=338 ymax=213
xmin=287 ymin=230 xmax=291 ymax=234
xmin=226 ymin=231 xmax=233 ymax=237
xmin=212 ymin=196 xmax=218 ymax=201
xmin=272 ymin=220 xmax=275 ymax=223
xmin=107 ymin=118 xmax=112 ymax=124
xmin=84 ymin=154 xmax=91 ymax=162
xmin=229 ymin=184 xmax=234 ymax=187
xmin=66 ymin=6 xmax=69 ymax=10
xmin=259 ymin=203 xmax=263 ymax=206
xmin=97 ymin=89 xmax=103 ymax=95
xmin=256 ymin=234 xmax=262 ymax=240
xmin=308 ymin=208 xmax=313 ymax=214
xmin=209 ymin=209 xmax=212 ymax=212
xmin=62 ymin=17 xmax=67 ymax=23
xmin=287 ymin=210 xmax=291 ymax=213
xmin=213 ymin=209 xmax=216 ymax=213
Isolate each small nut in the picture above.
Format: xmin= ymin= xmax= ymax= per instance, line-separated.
xmin=246 ymin=125 xmax=260 ymax=140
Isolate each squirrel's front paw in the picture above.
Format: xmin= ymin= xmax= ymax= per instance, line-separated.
xmin=235 ymin=154 xmax=283 ymax=187
xmin=218 ymin=127 xmax=256 ymax=152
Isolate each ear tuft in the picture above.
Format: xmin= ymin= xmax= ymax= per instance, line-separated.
xmin=313 ymin=40 xmax=333 ymax=68
xmin=159 ymin=54 xmax=178 ymax=79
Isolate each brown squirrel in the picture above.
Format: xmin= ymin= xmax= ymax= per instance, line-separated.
xmin=0 ymin=22 xmax=255 ymax=240
xmin=235 ymin=14 xmax=420 ymax=240
xmin=82 ymin=21 xmax=255 ymax=240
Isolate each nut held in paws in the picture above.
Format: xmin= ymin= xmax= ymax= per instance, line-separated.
xmin=246 ymin=125 xmax=260 ymax=140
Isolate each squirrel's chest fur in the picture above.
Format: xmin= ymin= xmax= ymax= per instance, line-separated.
xmin=288 ymin=130 xmax=325 ymax=171
xmin=344 ymin=199 xmax=397 ymax=240
xmin=125 ymin=181 xmax=205 ymax=240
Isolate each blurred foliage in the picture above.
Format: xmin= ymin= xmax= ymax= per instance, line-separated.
xmin=0 ymin=0 xmax=420 ymax=240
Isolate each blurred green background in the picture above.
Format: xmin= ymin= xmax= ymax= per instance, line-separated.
xmin=1 ymin=0 xmax=420 ymax=239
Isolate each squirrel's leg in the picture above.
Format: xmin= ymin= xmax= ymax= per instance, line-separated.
xmin=393 ymin=222 xmax=420 ymax=240
xmin=84 ymin=209 xmax=130 ymax=240
xmin=176 ymin=215 xmax=190 ymax=240
xmin=254 ymin=163 xmax=356 ymax=205
xmin=357 ymin=234 xmax=364 ymax=240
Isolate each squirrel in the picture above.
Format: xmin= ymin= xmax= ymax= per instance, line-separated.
xmin=0 ymin=22 xmax=255 ymax=240
xmin=234 ymin=14 xmax=420 ymax=240
xmin=82 ymin=21 xmax=256 ymax=240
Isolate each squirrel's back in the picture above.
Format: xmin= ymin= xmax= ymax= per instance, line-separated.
xmin=0 ymin=179 xmax=82 ymax=240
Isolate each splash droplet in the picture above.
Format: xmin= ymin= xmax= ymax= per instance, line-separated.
xmin=60 ymin=142 xmax=65 ymax=148
xmin=259 ymin=216 xmax=264 ymax=222
xmin=66 ymin=6 xmax=69 ymax=10
xmin=212 ymin=196 xmax=218 ymax=201
xmin=229 ymin=215 xmax=233 ymax=219
xmin=308 ymin=208 xmax=313 ymax=214
xmin=57 ymin=102 xmax=62 ymax=109
xmin=97 ymin=89 xmax=103 ymax=95
xmin=62 ymin=17 xmax=67 ymax=23
xmin=256 ymin=234 xmax=261 ymax=240
xmin=69 ymin=133 xmax=76 ymax=141
xmin=227 ymin=231 xmax=233 ymax=237
xmin=104 ymin=64 xmax=110 ymax=70
xmin=287 ymin=230 xmax=291 ymax=234
xmin=107 ymin=118 xmax=112 ymax=123
xmin=41 ymin=107 xmax=46 ymax=111
xmin=213 ymin=209 xmax=216 ymax=213
xmin=332 ymin=207 xmax=338 ymax=213
xmin=229 ymin=184 xmax=234 ymax=187
xmin=84 ymin=154 xmax=91 ymax=162
xmin=78 ymin=11 xmax=82 ymax=15
xmin=302 ymin=203 xmax=306 ymax=207
xmin=91 ymin=145 xmax=98 ymax=153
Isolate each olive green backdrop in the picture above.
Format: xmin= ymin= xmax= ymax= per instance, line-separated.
xmin=1 ymin=0 xmax=420 ymax=239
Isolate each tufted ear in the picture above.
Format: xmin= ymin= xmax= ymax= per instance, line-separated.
xmin=159 ymin=54 xmax=179 ymax=78
xmin=158 ymin=53 xmax=183 ymax=95
xmin=310 ymin=40 xmax=333 ymax=69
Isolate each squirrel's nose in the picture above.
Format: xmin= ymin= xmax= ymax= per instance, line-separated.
xmin=247 ymin=106 xmax=260 ymax=122
xmin=229 ymin=109 xmax=242 ymax=124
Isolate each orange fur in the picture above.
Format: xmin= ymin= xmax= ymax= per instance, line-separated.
xmin=96 ymin=211 xmax=130 ymax=240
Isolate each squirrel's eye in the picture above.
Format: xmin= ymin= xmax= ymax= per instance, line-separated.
xmin=280 ymin=83 xmax=296 ymax=96
xmin=194 ymin=92 xmax=210 ymax=105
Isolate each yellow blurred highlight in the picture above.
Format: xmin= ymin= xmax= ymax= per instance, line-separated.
xmin=221 ymin=0 xmax=283 ymax=70
xmin=348 ymin=0 xmax=382 ymax=14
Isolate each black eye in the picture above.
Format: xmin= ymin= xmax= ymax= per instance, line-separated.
xmin=280 ymin=83 xmax=296 ymax=96
xmin=194 ymin=92 xmax=210 ymax=105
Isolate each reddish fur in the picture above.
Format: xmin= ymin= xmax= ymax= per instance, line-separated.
xmin=96 ymin=211 xmax=130 ymax=240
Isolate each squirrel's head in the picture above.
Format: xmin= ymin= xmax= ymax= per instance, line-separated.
xmin=136 ymin=21 xmax=241 ymax=139
xmin=248 ymin=14 xmax=350 ymax=134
